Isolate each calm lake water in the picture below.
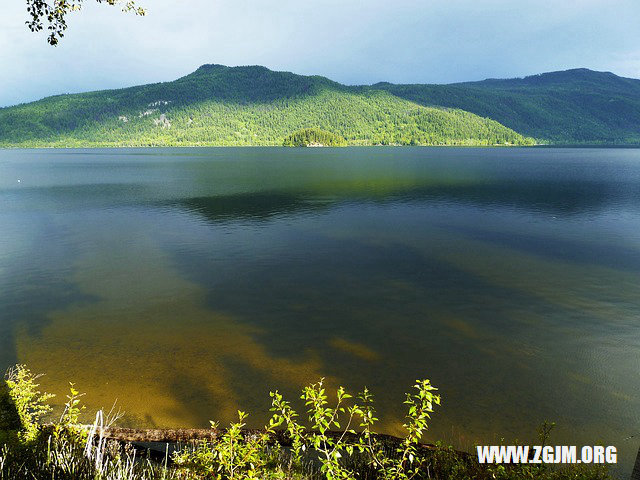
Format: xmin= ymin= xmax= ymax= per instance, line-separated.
xmin=1 ymin=147 xmax=639 ymax=472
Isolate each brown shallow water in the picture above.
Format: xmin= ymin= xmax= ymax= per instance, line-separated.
xmin=0 ymin=147 xmax=639 ymax=475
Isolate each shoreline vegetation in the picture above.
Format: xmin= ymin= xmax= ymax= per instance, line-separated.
xmin=5 ymin=144 xmax=640 ymax=151
xmin=283 ymin=129 xmax=348 ymax=147
xmin=0 ymin=138 xmax=537 ymax=149
xmin=0 ymin=143 xmax=541 ymax=149
xmin=1 ymin=365 xmax=614 ymax=479
xmin=6 ymin=142 xmax=640 ymax=150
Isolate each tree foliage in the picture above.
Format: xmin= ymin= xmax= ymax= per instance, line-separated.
xmin=4 ymin=365 xmax=54 ymax=442
xmin=283 ymin=128 xmax=347 ymax=147
xmin=376 ymin=68 xmax=640 ymax=144
xmin=25 ymin=0 xmax=145 ymax=45
xmin=0 ymin=64 xmax=535 ymax=147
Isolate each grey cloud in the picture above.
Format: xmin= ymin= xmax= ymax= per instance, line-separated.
xmin=1 ymin=0 xmax=639 ymax=106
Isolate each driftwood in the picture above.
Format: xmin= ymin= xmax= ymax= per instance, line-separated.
xmin=86 ymin=426 xmax=441 ymax=452
xmin=632 ymin=446 xmax=640 ymax=480
xmin=37 ymin=424 xmax=472 ymax=465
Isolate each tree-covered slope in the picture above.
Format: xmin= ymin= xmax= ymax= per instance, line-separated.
xmin=0 ymin=65 xmax=533 ymax=147
xmin=3 ymin=65 xmax=637 ymax=147
xmin=375 ymin=68 xmax=640 ymax=144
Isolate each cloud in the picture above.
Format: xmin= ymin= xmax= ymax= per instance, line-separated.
xmin=1 ymin=0 xmax=639 ymax=106
xmin=609 ymin=50 xmax=640 ymax=79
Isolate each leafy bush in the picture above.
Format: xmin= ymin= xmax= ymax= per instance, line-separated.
xmin=268 ymin=378 xmax=440 ymax=480
xmin=4 ymin=365 xmax=54 ymax=442
xmin=0 ymin=365 xmax=616 ymax=480
xmin=173 ymin=411 xmax=277 ymax=479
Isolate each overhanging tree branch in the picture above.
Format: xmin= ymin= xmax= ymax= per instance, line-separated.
xmin=25 ymin=0 xmax=145 ymax=45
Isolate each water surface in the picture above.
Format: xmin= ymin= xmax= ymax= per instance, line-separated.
xmin=1 ymin=147 xmax=639 ymax=473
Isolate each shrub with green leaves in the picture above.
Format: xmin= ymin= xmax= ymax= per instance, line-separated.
xmin=173 ymin=411 xmax=277 ymax=480
xmin=4 ymin=365 xmax=54 ymax=442
xmin=0 ymin=365 xmax=616 ymax=480
xmin=269 ymin=378 xmax=441 ymax=480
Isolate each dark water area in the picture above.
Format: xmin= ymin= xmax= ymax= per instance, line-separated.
xmin=0 ymin=147 xmax=639 ymax=474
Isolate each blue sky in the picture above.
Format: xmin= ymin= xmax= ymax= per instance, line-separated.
xmin=1 ymin=0 xmax=640 ymax=107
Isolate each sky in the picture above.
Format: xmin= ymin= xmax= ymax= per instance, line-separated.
xmin=1 ymin=0 xmax=640 ymax=107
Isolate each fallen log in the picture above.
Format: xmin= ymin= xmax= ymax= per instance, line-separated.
xmin=85 ymin=426 xmax=443 ymax=452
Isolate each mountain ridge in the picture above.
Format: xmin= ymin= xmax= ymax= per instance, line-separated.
xmin=0 ymin=65 xmax=638 ymax=147
xmin=374 ymin=68 xmax=640 ymax=143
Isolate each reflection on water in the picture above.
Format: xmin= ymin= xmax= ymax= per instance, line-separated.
xmin=180 ymin=192 xmax=322 ymax=222
xmin=0 ymin=147 xmax=639 ymax=474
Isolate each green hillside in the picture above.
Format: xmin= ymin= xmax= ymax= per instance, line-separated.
xmin=375 ymin=68 xmax=640 ymax=144
xmin=0 ymin=65 xmax=533 ymax=147
xmin=2 ymin=65 xmax=638 ymax=147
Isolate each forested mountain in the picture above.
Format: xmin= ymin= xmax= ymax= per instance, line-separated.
xmin=375 ymin=68 xmax=640 ymax=144
xmin=0 ymin=65 xmax=532 ymax=147
xmin=0 ymin=65 xmax=637 ymax=147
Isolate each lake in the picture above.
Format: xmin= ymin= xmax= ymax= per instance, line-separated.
xmin=0 ymin=147 xmax=639 ymax=472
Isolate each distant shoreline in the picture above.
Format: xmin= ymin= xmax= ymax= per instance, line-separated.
xmin=3 ymin=143 xmax=640 ymax=150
